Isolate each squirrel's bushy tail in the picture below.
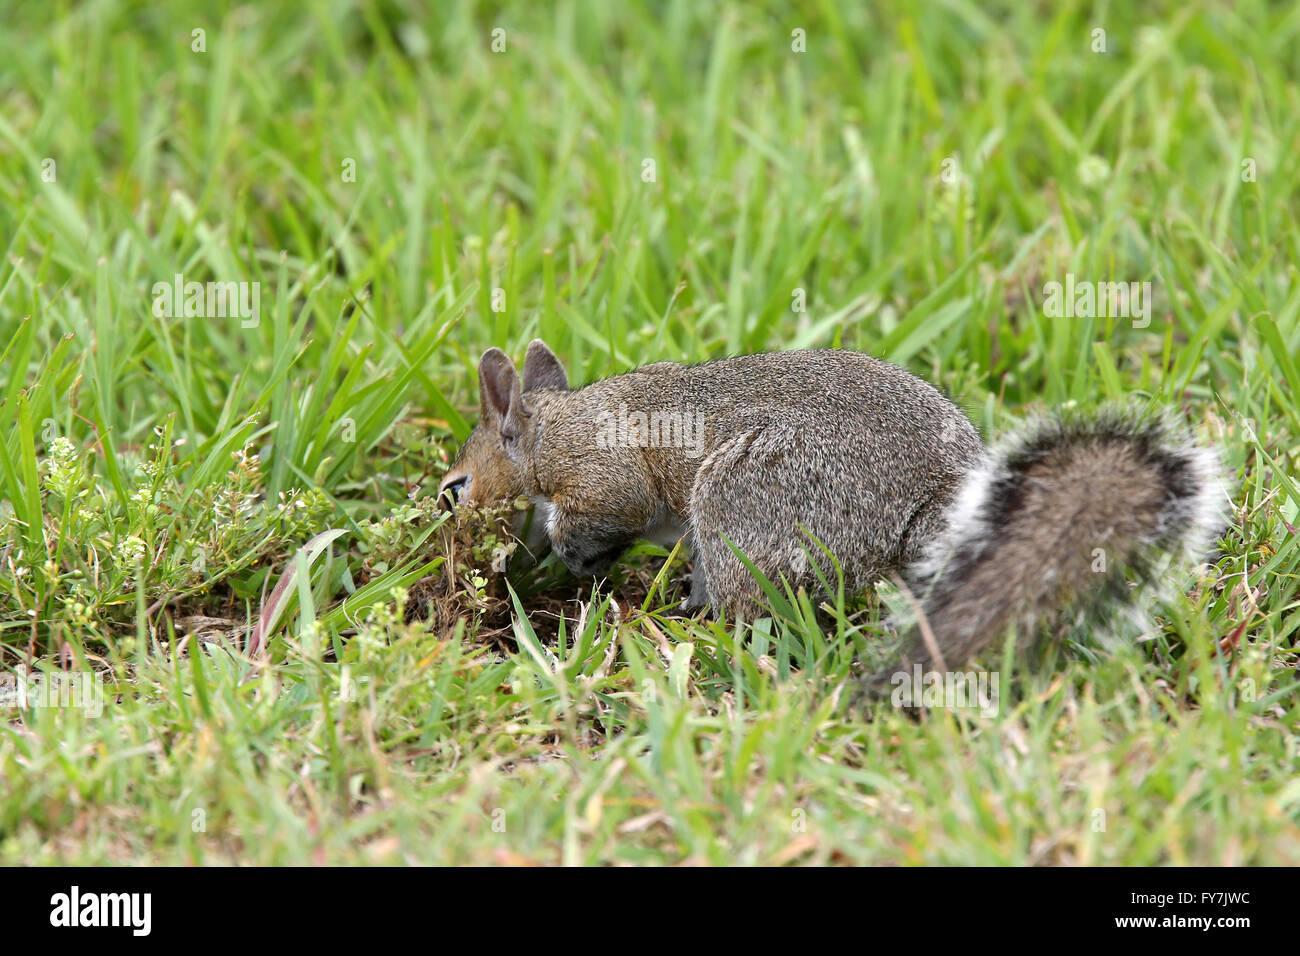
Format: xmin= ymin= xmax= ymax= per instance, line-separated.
xmin=870 ymin=408 xmax=1227 ymax=687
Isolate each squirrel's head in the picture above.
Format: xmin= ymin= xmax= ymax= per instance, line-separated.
xmin=438 ymin=339 xmax=569 ymax=513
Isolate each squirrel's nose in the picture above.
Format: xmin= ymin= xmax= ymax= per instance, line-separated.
xmin=438 ymin=475 xmax=468 ymax=512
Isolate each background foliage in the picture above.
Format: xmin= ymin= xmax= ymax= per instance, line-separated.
xmin=0 ymin=0 xmax=1297 ymax=864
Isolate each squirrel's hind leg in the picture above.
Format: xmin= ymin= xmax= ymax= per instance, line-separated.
xmin=687 ymin=426 xmax=822 ymax=620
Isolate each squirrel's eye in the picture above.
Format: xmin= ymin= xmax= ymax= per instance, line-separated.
xmin=439 ymin=477 xmax=468 ymax=511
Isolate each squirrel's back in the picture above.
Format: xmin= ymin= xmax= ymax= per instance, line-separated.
xmin=569 ymin=349 xmax=964 ymax=421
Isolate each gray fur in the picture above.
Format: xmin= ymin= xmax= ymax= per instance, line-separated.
xmin=440 ymin=341 xmax=1226 ymax=687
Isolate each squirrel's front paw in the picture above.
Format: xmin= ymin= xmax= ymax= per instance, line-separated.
xmin=553 ymin=539 xmax=624 ymax=578
xmin=548 ymin=508 xmax=640 ymax=578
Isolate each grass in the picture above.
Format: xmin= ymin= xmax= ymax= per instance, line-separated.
xmin=1 ymin=0 xmax=1298 ymax=865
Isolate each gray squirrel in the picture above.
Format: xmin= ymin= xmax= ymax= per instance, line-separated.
xmin=439 ymin=339 xmax=1227 ymax=688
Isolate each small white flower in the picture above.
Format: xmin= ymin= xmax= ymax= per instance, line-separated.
xmin=1077 ymin=154 xmax=1111 ymax=187
xmin=277 ymin=488 xmax=308 ymax=515
xmin=118 ymin=536 xmax=147 ymax=567
xmin=47 ymin=437 xmax=77 ymax=463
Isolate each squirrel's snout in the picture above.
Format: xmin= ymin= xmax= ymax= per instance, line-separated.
xmin=438 ymin=475 xmax=469 ymax=511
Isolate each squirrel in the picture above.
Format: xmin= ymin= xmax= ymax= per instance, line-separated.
xmin=438 ymin=339 xmax=1227 ymax=690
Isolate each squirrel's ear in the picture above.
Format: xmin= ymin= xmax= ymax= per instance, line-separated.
xmin=522 ymin=339 xmax=569 ymax=392
xmin=478 ymin=348 xmax=524 ymax=440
